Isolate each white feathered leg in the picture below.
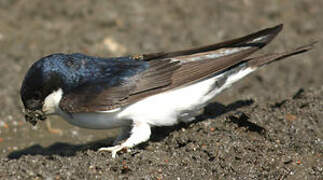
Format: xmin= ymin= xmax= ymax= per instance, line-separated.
xmin=99 ymin=121 xmax=151 ymax=158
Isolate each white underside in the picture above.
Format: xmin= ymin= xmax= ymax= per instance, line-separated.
xmin=46 ymin=66 xmax=256 ymax=129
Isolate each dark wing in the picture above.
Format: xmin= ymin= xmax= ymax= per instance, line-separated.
xmin=59 ymin=59 xmax=179 ymax=113
xmin=142 ymin=24 xmax=283 ymax=87
xmin=60 ymin=24 xmax=284 ymax=113
xmin=141 ymin=24 xmax=283 ymax=61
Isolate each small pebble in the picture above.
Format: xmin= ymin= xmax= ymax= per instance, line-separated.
xmin=285 ymin=113 xmax=297 ymax=121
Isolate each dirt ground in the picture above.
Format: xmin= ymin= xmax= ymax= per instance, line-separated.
xmin=0 ymin=0 xmax=322 ymax=179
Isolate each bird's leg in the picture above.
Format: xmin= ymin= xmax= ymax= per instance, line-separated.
xmin=99 ymin=121 xmax=151 ymax=158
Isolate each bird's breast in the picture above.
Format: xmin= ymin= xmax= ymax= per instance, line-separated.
xmin=58 ymin=108 xmax=131 ymax=129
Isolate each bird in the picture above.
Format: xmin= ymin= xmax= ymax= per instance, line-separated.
xmin=20 ymin=24 xmax=315 ymax=158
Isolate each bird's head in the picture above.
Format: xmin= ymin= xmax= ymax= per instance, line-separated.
xmin=20 ymin=54 xmax=66 ymax=125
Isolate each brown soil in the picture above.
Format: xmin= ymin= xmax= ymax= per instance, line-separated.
xmin=0 ymin=0 xmax=322 ymax=179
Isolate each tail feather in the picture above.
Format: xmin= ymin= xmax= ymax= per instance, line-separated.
xmin=247 ymin=42 xmax=317 ymax=67
xmin=206 ymin=42 xmax=317 ymax=94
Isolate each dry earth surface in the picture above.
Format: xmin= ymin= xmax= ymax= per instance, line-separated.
xmin=0 ymin=0 xmax=322 ymax=179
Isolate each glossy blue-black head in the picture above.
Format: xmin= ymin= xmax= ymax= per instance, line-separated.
xmin=20 ymin=54 xmax=69 ymax=124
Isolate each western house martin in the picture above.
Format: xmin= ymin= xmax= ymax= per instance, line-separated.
xmin=20 ymin=24 xmax=315 ymax=158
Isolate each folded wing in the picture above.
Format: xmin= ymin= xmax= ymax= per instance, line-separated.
xmin=59 ymin=24 xmax=314 ymax=113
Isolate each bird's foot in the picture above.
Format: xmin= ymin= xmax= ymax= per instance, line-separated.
xmin=99 ymin=145 xmax=130 ymax=158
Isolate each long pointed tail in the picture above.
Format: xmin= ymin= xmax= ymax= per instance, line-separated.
xmin=198 ymin=42 xmax=316 ymax=97
xmin=247 ymin=42 xmax=317 ymax=68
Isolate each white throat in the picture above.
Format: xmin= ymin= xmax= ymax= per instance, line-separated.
xmin=42 ymin=88 xmax=63 ymax=115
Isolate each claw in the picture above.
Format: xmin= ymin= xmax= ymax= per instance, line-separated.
xmin=99 ymin=145 xmax=128 ymax=158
